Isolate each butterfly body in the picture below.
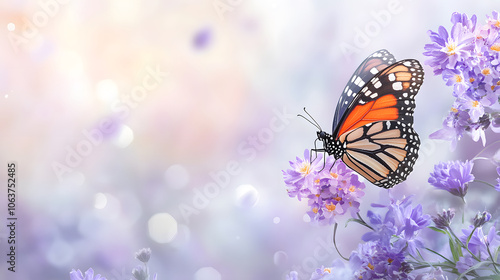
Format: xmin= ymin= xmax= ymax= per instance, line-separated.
xmin=312 ymin=50 xmax=424 ymax=189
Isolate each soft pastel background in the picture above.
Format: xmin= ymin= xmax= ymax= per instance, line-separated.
xmin=1 ymin=0 xmax=499 ymax=279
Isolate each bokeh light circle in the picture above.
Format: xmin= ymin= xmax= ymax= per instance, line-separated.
xmin=148 ymin=213 xmax=178 ymax=243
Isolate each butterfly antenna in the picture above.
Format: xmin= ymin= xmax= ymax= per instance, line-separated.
xmin=297 ymin=114 xmax=320 ymax=130
xmin=297 ymin=107 xmax=322 ymax=131
xmin=303 ymin=107 xmax=322 ymax=131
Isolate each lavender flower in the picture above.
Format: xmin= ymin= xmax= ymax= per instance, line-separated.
xmin=424 ymin=11 xmax=500 ymax=147
xmin=132 ymin=266 xmax=148 ymax=280
xmin=283 ymin=150 xmax=366 ymax=225
xmin=432 ymin=208 xmax=455 ymax=230
xmin=135 ymin=248 xmax=152 ymax=263
xmin=132 ymin=248 xmax=157 ymax=280
xmin=70 ymin=268 xmax=106 ymax=280
xmin=428 ymin=160 xmax=475 ymax=198
xmin=473 ymin=211 xmax=492 ymax=227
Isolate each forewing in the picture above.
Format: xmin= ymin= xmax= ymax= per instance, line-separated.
xmin=332 ymin=49 xmax=396 ymax=132
xmin=333 ymin=59 xmax=424 ymax=139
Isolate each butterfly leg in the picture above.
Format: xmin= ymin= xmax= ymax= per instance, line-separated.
xmin=310 ymin=138 xmax=321 ymax=163
xmin=311 ymin=148 xmax=327 ymax=172
xmin=329 ymin=159 xmax=337 ymax=173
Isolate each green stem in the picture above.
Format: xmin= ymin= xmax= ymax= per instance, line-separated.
xmin=472 ymin=139 xmax=500 ymax=160
xmin=487 ymin=244 xmax=500 ymax=274
xmin=461 ymin=196 xmax=466 ymax=224
xmin=356 ymin=212 xmax=374 ymax=231
xmin=424 ymin=247 xmax=455 ymax=264
xmin=332 ymin=223 xmax=349 ymax=261
xmin=449 ymin=227 xmax=482 ymax=262
xmin=474 ymin=179 xmax=497 ymax=189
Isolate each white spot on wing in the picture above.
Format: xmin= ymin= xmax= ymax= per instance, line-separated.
xmin=354 ymin=76 xmax=364 ymax=86
xmin=393 ymin=82 xmax=403 ymax=91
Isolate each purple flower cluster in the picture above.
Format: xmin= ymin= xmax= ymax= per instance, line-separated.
xmin=350 ymin=196 xmax=430 ymax=279
xmin=424 ymin=11 xmax=500 ymax=149
xmin=132 ymin=248 xmax=157 ymax=280
xmin=428 ymin=160 xmax=475 ymax=198
xmin=288 ymin=195 xmax=431 ymax=280
xmin=283 ymin=150 xmax=366 ymax=225
xmin=456 ymin=217 xmax=500 ymax=274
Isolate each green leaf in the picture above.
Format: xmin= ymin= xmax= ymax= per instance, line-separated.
xmin=450 ymin=238 xmax=460 ymax=262
xmin=345 ymin=218 xmax=364 ymax=227
xmin=425 ymin=248 xmax=454 ymax=264
xmin=345 ymin=218 xmax=373 ymax=230
xmin=428 ymin=226 xmax=447 ymax=235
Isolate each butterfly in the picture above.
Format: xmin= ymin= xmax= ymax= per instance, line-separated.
xmin=302 ymin=49 xmax=424 ymax=189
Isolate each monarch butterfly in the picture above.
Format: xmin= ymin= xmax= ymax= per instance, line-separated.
xmin=302 ymin=49 xmax=424 ymax=189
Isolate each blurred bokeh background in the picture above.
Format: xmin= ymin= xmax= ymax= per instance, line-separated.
xmin=1 ymin=0 xmax=499 ymax=279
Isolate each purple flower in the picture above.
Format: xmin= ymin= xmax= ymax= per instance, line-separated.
xmin=132 ymin=248 xmax=157 ymax=280
xmin=487 ymin=11 xmax=500 ymax=30
xmin=364 ymin=195 xmax=430 ymax=257
xmin=442 ymin=69 xmax=467 ymax=94
xmin=456 ymin=95 xmax=485 ymax=122
xmin=432 ymin=208 xmax=455 ymax=230
xmin=310 ymin=266 xmax=332 ymax=280
xmin=425 ymin=11 xmax=500 ymax=147
xmin=451 ymin=12 xmax=477 ymax=32
xmin=349 ymin=241 xmax=412 ymax=279
xmin=397 ymin=204 xmax=431 ymax=256
xmin=132 ymin=266 xmax=148 ymax=280
xmin=283 ymin=150 xmax=326 ymax=200
xmin=283 ymin=150 xmax=366 ymax=225
xmin=362 ymin=209 xmax=396 ymax=247
xmin=429 ymin=108 xmax=470 ymax=151
xmin=473 ymin=211 xmax=492 ymax=227
xmin=135 ymin=248 xmax=152 ymax=263
xmin=70 ymin=268 xmax=107 ymax=280
xmin=428 ymin=160 xmax=475 ymax=198
xmin=424 ymin=22 xmax=474 ymax=74
xmin=459 ymin=224 xmax=500 ymax=259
